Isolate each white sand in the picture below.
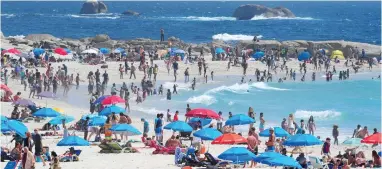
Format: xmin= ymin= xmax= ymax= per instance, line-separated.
xmin=1 ymin=48 xmax=381 ymax=169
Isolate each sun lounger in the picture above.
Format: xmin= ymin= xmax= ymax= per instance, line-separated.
xmin=106 ymin=142 xmax=137 ymax=153
xmin=204 ymin=152 xmax=232 ymax=169
xmin=99 ymin=144 xmax=113 ymax=153
xmin=309 ymin=156 xmax=329 ymax=169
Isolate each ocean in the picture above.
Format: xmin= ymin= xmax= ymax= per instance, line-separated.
xmin=1 ymin=1 xmax=381 ymax=44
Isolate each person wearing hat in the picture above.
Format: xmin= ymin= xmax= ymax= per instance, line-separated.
xmin=266 ymin=127 xmax=275 ymax=152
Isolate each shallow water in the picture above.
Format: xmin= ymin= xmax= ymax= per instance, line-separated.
xmin=136 ymin=72 xmax=381 ymax=140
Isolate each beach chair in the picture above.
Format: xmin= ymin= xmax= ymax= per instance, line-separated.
xmin=98 ymin=144 xmax=112 ymax=153
xmin=107 ymin=142 xmax=135 ymax=153
xmin=309 ymin=156 xmax=329 ymax=169
xmin=179 ymin=132 xmax=192 ymax=144
xmin=204 ymin=152 xmax=232 ymax=169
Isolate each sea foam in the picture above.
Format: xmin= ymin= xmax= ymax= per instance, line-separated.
xmin=294 ymin=110 xmax=342 ymax=119
xmin=212 ymin=33 xmax=263 ymax=41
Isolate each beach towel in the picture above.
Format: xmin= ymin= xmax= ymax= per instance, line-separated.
xmin=175 ymin=147 xmax=185 ymax=165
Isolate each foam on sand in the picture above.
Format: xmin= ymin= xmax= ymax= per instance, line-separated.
xmin=294 ymin=110 xmax=342 ymax=119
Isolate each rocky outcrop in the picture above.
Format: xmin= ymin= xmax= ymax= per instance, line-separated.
xmin=233 ymin=4 xmax=295 ymax=20
xmin=24 ymin=34 xmax=57 ymax=41
xmin=122 ymin=10 xmax=140 ymax=16
xmin=237 ymin=40 xmax=381 ymax=58
xmin=80 ymin=1 xmax=107 ymax=14
xmin=93 ymin=34 xmax=110 ymax=43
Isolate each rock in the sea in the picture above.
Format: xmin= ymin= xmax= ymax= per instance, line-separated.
xmin=232 ymin=4 xmax=295 ymax=20
xmin=93 ymin=34 xmax=110 ymax=43
xmin=122 ymin=10 xmax=140 ymax=16
xmin=80 ymin=1 xmax=107 ymax=14
xmin=25 ymin=34 xmax=57 ymax=42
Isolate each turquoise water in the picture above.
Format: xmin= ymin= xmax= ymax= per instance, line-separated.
xmin=136 ymin=73 xmax=381 ymax=140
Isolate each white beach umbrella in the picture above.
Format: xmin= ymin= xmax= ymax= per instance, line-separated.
xmin=81 ymin=49 xmax=98 ymax=54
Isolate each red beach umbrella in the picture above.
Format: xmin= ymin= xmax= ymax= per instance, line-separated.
xmin=2 ymin=48 xmax=21 ymax=55
xmin=0 ymin=84 xmax=12 ymax=94
xmin=101 ymin=95 xmax=125 ymax=105
xmin=361 ymin=133 xmax=381 ymax=144
xmin=212 ymin=133 xmax=247 ymax=145
xmin=185 ymin=108 xmax=220 ymax=119
xmin=54 ymin=48 xmax=68 ymax=55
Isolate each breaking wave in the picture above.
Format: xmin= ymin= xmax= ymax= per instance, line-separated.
xmin=212 ymin=33 xmax=263 ymax=41
xmin=294 ymin=110 xmax=342 ymax=119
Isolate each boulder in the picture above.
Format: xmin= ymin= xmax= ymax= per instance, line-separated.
xmin=92 ymin=40 xmax=116 ymax=49
xmin=122 ymin=10 xmax=140 ymax=16
xmin=238 ymin=40 xmax=282 ymax=50
xmin=80 ymin=1 xmax=107 ymax=14
xmin=24 ymin=34 xmax=57 ymax=42
xmin=232 ymin=4 xmax=295 ymax=20
xmin=93 ymin=34 xmax=110 ymax=43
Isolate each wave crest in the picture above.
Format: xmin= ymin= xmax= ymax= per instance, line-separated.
xmin=251 ymin=15 xmax=315 ymax=20
xmin=8 ymin=35 xmax=25 ymax=39
xmin=1 ymin=14 xmax=16 ymax=18
xmin=212 ymin=33 xmax=263 ymax=41
xmin=252 ymin=82 xmax=289 ymax=91
xmin=162 ymin=82 xmax=190 ymax=91
xmin=68 ymin=14 xmax=120 ymax=20
xmin=186 ymin=95 xmax=217 ymax=105
xmin=294 ymin=110 xmax=341 ymax=119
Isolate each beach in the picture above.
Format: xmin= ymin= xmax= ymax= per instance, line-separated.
xmin=1 ymin=48 xmax=381 ymax=169
xmin=1 ymin=1 xmax=382 ymax=169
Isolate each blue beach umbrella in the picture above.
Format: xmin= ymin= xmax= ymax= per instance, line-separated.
xmin=283 ymin=134 xmax=322 ymax=146
xmin=6 ymin=120 xmax=28 ymax=138
xmin=215 ymin=48 xmax=225 ymax=54
xmin=298 ymin=52 xmax=311 ymax=61
xmin=109 ymin=124 xmax=141 ymax=136
xmin=225 ymin=114 xmax=255 ymax=126
xmin=33 ymin=48 xmax=45 ymax=56
xmin=49 ymin=115 xmax=75 ymax=125
xmin=57 ymin=136 xmax=90 ymax=146
xmin=261 ymin=155 xmax=302 ymax=168
xmin=99 ymin=48 xmax=110 ymax=54
xmin=193 ymin=128 xmax=222 ymax=140
xmin=259 ymin=127 xmax=290 ymax=137
xmin=1 ymin=115 xmax=8 ymax=122
xmin=81 ymin=114 xmax=98 ymax=120
xmin=164 ymin=121 xmax=193 ymax=132
xmin=94 ymin=95 xmax=110 ymax=105
xmin=33 ymin=108 xmax=61 ymax=117
xmin=99 ymin=105 xmax=125 ymax=116
xmin=252 ymin=51 xmax=265 ymax=59
xmin=253 ymin=152 xmax=284 ymax=163
xmin=113 ymin=48 xmax=125 ymax=54
xmin=342 ymin=138 xmax=362 ymax=146
xmin=218 ymin=147 xmax=256 ymax=164
xmin=189 ymin=118 xmax=212 ymax=127
xmin=1 ymin=122 xmax=11 ymax=133
xmin=89 ymin=116 xmax=107 ymax=126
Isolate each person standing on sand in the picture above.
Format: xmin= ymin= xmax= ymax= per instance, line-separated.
xmin=288 ymin=114 xmax=295 ymax=135
xmin=332 ymin=125 xmax=339 ymax=145
xmin=173 ymin=60 xmax=178 ymax=82
xmin=185 ymin=104 xmax=191 ymax=122
xmin=160 ymin=28 xmax=164 ymax=42
xmin=130 ymin=63 xmax=136 ymax=79
xmin=242 ymin=61 xmax=248 ymax=76
xmin=153 ymin=64 xmax=158 ymax=81
xmin=247 ymin=130 xmax=258 ymax=167
xmin=266 ymin=127 xmax=275 ymax=152
xmin=352 ymin=124 xmax=361 ymax=138
xmin=248 ymin=107 xmax=255 ymax=130
xmin=211 ymin=71 xmax=214 ymax=81
xmin=217 ymin=111 xmax=223 ymax=131
xmin=102 ymin=71 xmax=109 ymax=87
xmin=184 ymin=67 xmax=190 ymax=83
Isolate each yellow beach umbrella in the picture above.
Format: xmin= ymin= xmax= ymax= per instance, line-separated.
xmin=331 ymin=50 xmax=345 ymax=60
xmin=53 ymin=107 xmax=64 ymax=113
